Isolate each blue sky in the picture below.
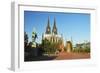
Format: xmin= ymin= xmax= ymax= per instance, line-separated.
xmin=24 ymin=11 xmax=90 ymax=45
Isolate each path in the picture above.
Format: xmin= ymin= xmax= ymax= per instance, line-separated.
xmin=55 ymin=52 xmax=90 ymax=60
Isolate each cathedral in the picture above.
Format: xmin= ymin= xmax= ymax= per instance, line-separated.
xmin=42 ymin=17 xmax=64 ymax=52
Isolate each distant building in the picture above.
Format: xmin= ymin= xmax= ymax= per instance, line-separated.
xmin=66 ymin=41 xmax=73 ymax=53
xmin=75 ymin=42 xmax=90 ymax=49
xmin=42 ymin=17 xmax=64 ymax=52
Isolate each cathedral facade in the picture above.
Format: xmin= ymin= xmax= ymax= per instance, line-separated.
xmin=42 ymin=17 xmax=64 ymax=52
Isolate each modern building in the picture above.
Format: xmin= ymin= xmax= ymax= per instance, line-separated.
xmin=75 ymin=42 xmax=90 ymax=49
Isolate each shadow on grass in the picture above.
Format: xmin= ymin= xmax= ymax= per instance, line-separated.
xmin=25 ymin=55 xmax=57 ymax=62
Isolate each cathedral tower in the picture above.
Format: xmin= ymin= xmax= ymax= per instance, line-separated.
xmin=45 ymin=17 xmax=51 ymax=34
xmin=52 ymin=18 xmax=57 ymax=34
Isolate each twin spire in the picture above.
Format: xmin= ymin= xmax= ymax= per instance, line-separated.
xmin=46 ymin=17 xmax=57 ymax=34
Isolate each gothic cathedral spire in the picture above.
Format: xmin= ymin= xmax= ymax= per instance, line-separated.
xmin=45 ymin=17 xmax=51 ymax=34
xmin=52 ymin=17 xmax=57 ymax=34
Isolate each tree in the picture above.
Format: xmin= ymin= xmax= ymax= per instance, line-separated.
xmin=24 ymin=32 xmax=28 ymax=48
xmin=42 ymin=39 xmax=56 ymax=54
